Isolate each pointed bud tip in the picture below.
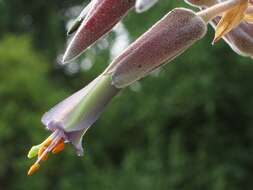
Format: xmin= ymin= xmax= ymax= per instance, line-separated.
xmin=61 ymin=54 xmax=70 ymax=65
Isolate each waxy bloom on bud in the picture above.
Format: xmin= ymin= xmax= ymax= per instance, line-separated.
xmin=106 ymin=8 xmax=207 ymax=88
xmin=63 ymin=0 xmax=136 ymax=63
xmin=27 ymin=75 xmax=119 ymax=176
xmin=135 ymin=0 xmax=159 ymax=13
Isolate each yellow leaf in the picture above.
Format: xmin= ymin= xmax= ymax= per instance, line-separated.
xmin=213 ymin=0 xmax=248 ymax=44
xmin=244 ymin=13 xmax=253 ymax=23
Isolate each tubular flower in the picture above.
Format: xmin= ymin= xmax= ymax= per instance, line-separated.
xmin=63 ymin=0 xmax=136 ymax=63
xmin=28 ymin=7 xmax=207 ymax=176
xmin=135 ymin=0 xmax=159 ymax=13
xmin=27 ymin=75 xmax=119 ymax=176
xmin=185 ymin=0 xmax=253 ymax=58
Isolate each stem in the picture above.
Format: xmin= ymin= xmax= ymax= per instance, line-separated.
xmin=197 ymin=0 xmax=244 ymax=23
xmin=65 ymin=75 xmax=120 ymax=130
xmin=246 ymin=5 xmax=253 ymax=14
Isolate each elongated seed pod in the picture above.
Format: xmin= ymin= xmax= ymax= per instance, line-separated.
xmin=63 ymin=0 xmax=135 ymax=63
xmin=106 ymin=8 xmax=207 ymax=88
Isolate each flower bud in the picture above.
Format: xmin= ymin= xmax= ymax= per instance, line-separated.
xmin=106 ymin=8 xmax=207 ymax=88
xmin=63 ymin=0 xmax=135 ymax=63
xmin=212 ymin=18 xmax=253 ymax=58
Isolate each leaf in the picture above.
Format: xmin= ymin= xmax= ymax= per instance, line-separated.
xmin=213 ymin=0 xmax=248 ymax=44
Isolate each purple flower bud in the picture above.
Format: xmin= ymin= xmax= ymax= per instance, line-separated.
xmin=212 ymin=18 xmax=253 ymax=58
xmin=105 ymin=8 xmax=207 ymax=88
xmin=63 ymin=0 xmax=135 ymax=63
xmin=185 ymin=0 xmax=253 ymax=58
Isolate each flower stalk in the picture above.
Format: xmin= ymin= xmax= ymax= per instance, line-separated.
xmin=197 ymin=0 xmax=244 ymax=22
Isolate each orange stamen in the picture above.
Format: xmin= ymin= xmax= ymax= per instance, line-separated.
xmin=27 ymin=163 xmax=40 ymax=176
xmin=38 ymin=146 xmax=49 ymax=161
xmin=52 ymin=139 xmax=65 ymax=154
xmin=43 ymin=138 xmax=52 ymax=147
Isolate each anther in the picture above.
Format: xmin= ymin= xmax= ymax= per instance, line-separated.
xmin=52 ymin=139 xmax=65 ymax=154
xmin=27 ymin=163 xmax=40 ymax=176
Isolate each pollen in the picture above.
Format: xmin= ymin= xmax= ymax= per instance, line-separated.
xmin=27 ymin=163 xmax=40 ymax=176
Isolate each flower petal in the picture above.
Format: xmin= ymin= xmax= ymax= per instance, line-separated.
xmin=65 ymin=129 xmax=88 ymax=156
xmin=42 ymin=76 xmax=102 ymax=128
xmin=213 ymin=0 xmax=248 ymax=43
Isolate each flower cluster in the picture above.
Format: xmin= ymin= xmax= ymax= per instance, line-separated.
xmin=27 ymin=0 xmax=253 ymax=175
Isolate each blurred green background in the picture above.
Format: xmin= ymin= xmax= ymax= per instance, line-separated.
xmin=1 ymin=0 xmax=253 ymax=189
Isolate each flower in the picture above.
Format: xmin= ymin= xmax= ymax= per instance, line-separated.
xmin=27 ymin=75 xmax=119 ymax=175
xmin=63 ymin=0 xmax=136 ymax=63
xmin=28 ymin=7 xmax=207 ymax=176
xmin=67 ymin=1 xmax=93 ymax=35
xmin=135 ymin=0 xmax=159 ymax=13
xmin=211 ymin=18 xmax=253 ymax=57
xmin=185 ymin=0 xmax=253 ymax=58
